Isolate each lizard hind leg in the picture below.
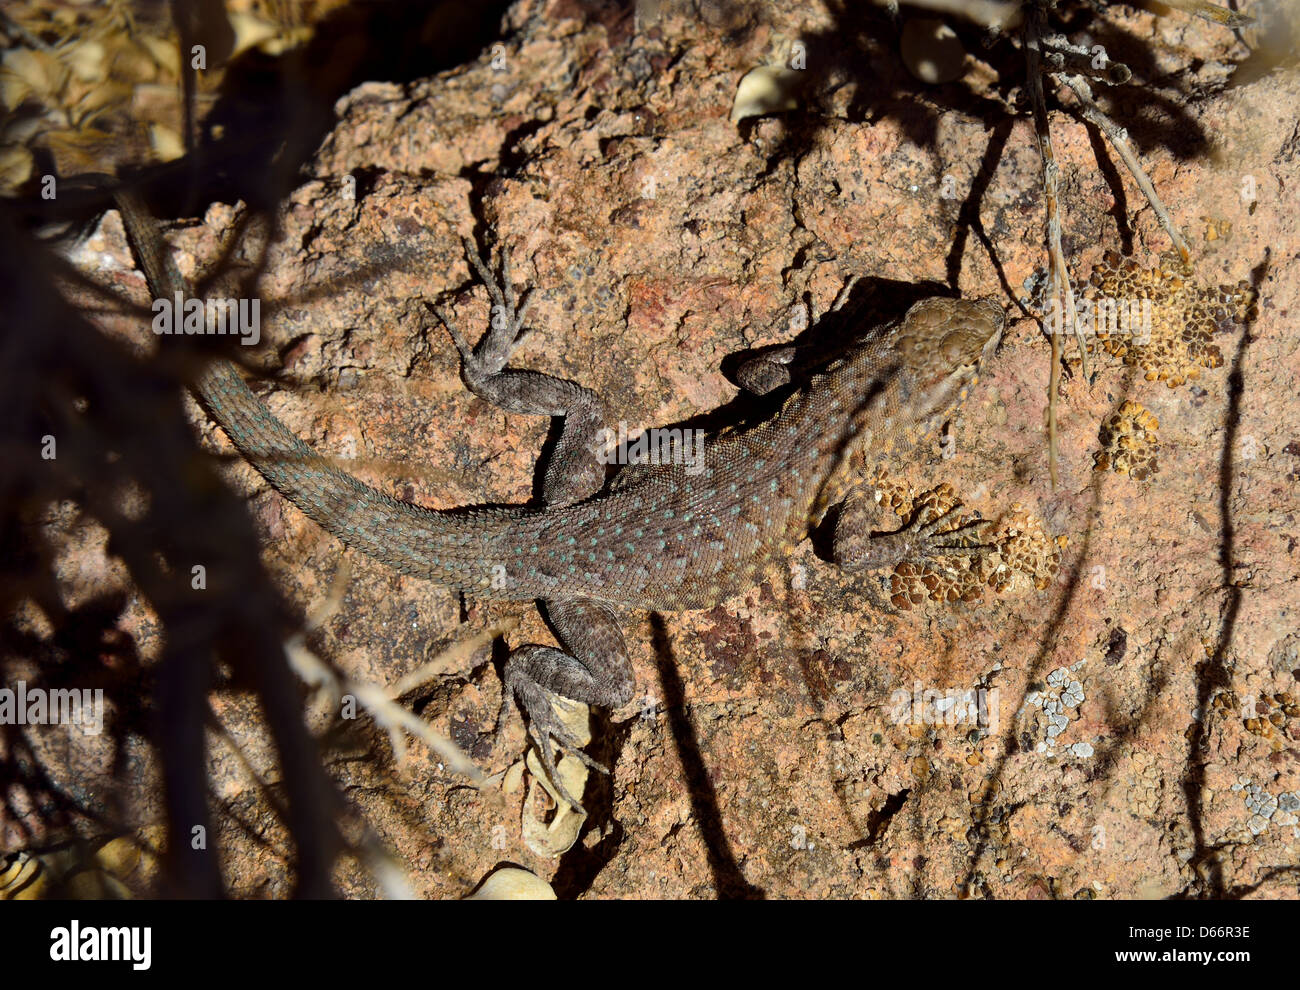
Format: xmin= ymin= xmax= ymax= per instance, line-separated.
xmin=434 ymin=239 xmax=627 ymax=809
xmin=431 ymin=237 xmax=609 ymax=507
xmin=502 ymin=596 xmax=635 ymax=812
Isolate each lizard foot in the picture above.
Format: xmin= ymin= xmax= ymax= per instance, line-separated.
xmin=505 ymin=661 xmax=609 ymax=814
xmin=899 ymin=506 xmax=994 ymax=560
xmin=837 ymin=499 xmax=993 ymax=573
xmin=873 ymin=504 xmax=993 ymax=566
xmin=432 ymin=237 xmax=534 ymax=386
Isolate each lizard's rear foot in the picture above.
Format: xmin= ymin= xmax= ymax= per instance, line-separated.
xmin=502 ymin=647 xmax=613 ymax=814
xmin=432 ymin=237 xmax=534 ymax=386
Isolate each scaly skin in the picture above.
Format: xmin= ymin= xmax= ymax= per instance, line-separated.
xmin=117 ymin=194 xmax=1004 ymax=809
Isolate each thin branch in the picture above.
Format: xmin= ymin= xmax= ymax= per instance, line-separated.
xmin=1025 ymin=2 xmax=1086 ymax=487
xmin=284 ymin=631 xmax=487 ymax=785
xmin=210 ymin=709 xmax=416 ymax=899
xmin=888 ymin=0 xmax=1026 ymax=31
xmin=387 ymin=620 xmax=515 ymax=700
xmin=1058 ymin=71 xmax=1193 ymax=267
xmin=1040 ymin=40 xmax=1132 ymax=85
xmin=1140 ymin=0 xmax=1254 ymax=29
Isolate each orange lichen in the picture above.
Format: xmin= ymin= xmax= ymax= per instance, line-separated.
xmin=1094 ymin=400 xmax=1160 ymax=481
xmin=1083 ymin=251 xmax=1257 ymax=389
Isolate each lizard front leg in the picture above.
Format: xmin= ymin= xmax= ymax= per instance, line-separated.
xmin=434 ymin=238 xmax=629 ymax=809
xmin=734 ymin=275 xmax=863 ymax=396
xmin=736 ymin=346 xmax=798 ymax=395
xmin=833 ymin=493 xmax=991 ymax=574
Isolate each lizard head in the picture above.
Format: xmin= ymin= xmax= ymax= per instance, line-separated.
xmin=813 ymin=294 xmax=1006 ymax=520
xmin=893 ymin=296 xmax=1005 ymax=421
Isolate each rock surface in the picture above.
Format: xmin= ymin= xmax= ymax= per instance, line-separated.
xmin=40 ymin=0 xmax=1300 ymax=898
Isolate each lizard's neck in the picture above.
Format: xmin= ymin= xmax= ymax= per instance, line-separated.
xmin=771 ymin=327 xmax=956 ymax=530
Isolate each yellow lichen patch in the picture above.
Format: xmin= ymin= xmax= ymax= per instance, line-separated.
xmin=1201 ymin=215 xmax=1233 ymax=243
xmin=990 ymin=505 xmax=1062 ymax=593
xmin=1093 ymin=400 xmax=1160 ymax=481
xmin=876 ymin=482 xmax=986 ymax=609
xmin=1211 ymin=688 xmax=1240 ymax=716
xmin=871 ymin=473 xmax=924 ymax=524
xmin=1082 ymin=251 xmax=1257 ymax=389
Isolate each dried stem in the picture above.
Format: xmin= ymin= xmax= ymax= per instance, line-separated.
xmin=210 ymin=710 xmax=416 ymax=898
xmin=1138 ymin=0 xmax=1254 ymax=29
xmin=1025 ymin=2 xmax=1086 ymax=486
xmin=883 ymin=0 xmax=1025 ymax=31
xmin=1040 ymin=40 xmax=1132 ymax=84
xmin=1058 ymin=72 xmax=1193 ymax=267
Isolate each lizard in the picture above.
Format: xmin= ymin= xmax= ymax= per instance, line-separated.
xmin=114 ymin=190 xmax=1005 ymax=810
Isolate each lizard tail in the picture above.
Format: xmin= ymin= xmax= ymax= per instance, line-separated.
xmin=117 ymin=190 xmax=512 ymax=593
xmin=197 ymin=360 xmax=514 ymax=589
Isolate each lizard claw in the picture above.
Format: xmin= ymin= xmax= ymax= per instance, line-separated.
xmin=459 ymin=238 xmax=533 ymax=368
xmin=431 ymin=304 xmax=472 ymax=358
xmin=909 ymin=508 xmax=994 ymax=557
xmin=836 ymin=499 xmax=994 ymax=573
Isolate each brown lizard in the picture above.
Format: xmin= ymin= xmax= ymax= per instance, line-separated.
xmin=116 ymin=192 xmax=1004 ymax=809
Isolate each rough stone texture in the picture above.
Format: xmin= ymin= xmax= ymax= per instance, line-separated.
xmin=35 ymin=0 xmax=1300 ymax=898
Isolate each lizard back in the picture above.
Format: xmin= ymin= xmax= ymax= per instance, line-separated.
xmin=491 ymin=296 xmax=1004 ymax=609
